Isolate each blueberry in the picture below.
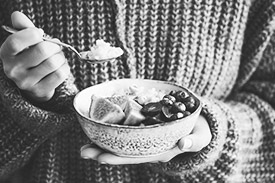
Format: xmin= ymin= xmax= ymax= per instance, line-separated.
xmin=163 ymin=95 xmax=176 ymax=103
xmin=183 ymin=96 xmax=196 ymax=111
xmin=172 ymin=102 xmax=186 ymax=112
xmin=178 ymin=90 xmax=190 ymax=102
xmin=182 ymin=111 xmax=191 ymax=117
xmin=161 ymin=98 xmax=174 ymax=106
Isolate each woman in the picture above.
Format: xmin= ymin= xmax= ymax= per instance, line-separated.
xmin=0 ymin=0 xmax=274 ymax=182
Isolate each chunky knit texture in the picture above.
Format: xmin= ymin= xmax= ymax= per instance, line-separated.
xmin=0 ymin=0 xmax=275 ymax=182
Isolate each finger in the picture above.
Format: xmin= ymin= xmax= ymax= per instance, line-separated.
xmin=18 ymin=52 xmax=67 ymax=89
xmin=178 ymin=116 xmax=212 ymax=152
xmin=17 ymin=40 xmax=62 ymax=68
xmin=34 ymin=61 xmax=70 ymax=90
xmin=80 ymin=144 xmax=105 ymax=160
xmin=1 ymin=27 xmax=44 ymax=56
xmin=96 ymin=153 xmax=154 ymax=165
xmin=26 ymin=61 xmax=70 ymax=101
xmin=11 ymin=11 xmax=35 ymax=29
xmin=97 ymin=146 xmax=182 ymax=165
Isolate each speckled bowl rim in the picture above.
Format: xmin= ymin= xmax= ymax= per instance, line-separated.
xmin=73 ymin=79 xmax=202 ymax=129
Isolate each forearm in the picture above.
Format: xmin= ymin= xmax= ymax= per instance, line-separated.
xmin=0 ymin=104 xmax=46 ymax=176
xmin=147 ymin=91 xmax=274 ymax=182
xmin=0 ymin=61 xmax=78 ymax=176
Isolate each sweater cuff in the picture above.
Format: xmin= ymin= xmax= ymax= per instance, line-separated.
xmin=147 ymin=97 xmax=230 ymax=175
xmin=30 ymin=73 xmax=79 ymax=113
xmin=0 ymin=63 xmax=78 ymax=138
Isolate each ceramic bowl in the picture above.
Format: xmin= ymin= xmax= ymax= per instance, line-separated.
xmin=73 ymin=79 xmax=202 ymax=157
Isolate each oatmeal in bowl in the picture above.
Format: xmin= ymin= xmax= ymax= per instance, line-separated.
xmin=73 ymin=79 xmax=202 ymax=157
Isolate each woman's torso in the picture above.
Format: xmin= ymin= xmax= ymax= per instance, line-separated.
xmin=0 ymin=0 xmax=251 ymax=182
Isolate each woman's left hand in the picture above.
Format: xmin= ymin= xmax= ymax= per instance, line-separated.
xmin=80 ymin=115 xmax=211 ymax=165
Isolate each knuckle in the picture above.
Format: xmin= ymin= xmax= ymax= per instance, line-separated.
xmin=44 ymin=54 xmax=64 ymax=71
xmin=6 ymin=36 xmax=22 ymax=53
xmin=35 ymin=42 xmax=49 ymax=57
xmin=29 ymin=28 xmax=43 ymax=41
xmin=44 ymin=60 xmax=57 ymax=71
xmin=44 ymin=41 xmax=62 ymax=52
xmin=16 ymin=80 xmax=32 ymax=90
xmin=36 ymin=43 xmax=62 ymax=61
xmin=55 ymin=63 xmax=70 ymax=80
xmin=4 ymin=66 xmax=18 ymax=80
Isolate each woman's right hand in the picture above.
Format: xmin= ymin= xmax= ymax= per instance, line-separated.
xmin=0 ymin=11 xmax=70 ymax=102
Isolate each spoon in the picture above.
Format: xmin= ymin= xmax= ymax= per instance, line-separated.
xmin=1 ymin=25 xmax=123 ymax=64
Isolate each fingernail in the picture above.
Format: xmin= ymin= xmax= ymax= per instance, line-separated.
xmin=80 ymin=144 xmax=92 ymax=159
xmin=80 ymin=144 xmax=89 ymax=152
xmin=100 ymin=161 xmax=107 ymax=164
xmin=180 ymin=138 xmax=192 ymax=150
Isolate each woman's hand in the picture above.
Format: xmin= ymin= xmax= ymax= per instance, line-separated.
xmin=80 ymin=115 xmax=212 ymax=165
xmin=0 ymin=11 xmax=70 ymax=102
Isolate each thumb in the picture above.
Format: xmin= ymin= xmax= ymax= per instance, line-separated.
xmin=11 ymin=11 xmax=35 ymax=29
xmin=178 ymin=116 xmax=212 ymax=152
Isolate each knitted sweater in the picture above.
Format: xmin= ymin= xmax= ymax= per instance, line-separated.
xmin=0 ymin=0 xmax=275 ymax=182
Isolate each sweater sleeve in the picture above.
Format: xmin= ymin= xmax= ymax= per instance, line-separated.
xmin=148 ymin=1 xmax=275 ymax=182
xmin=0 ymin=60 xmax=78 ymax=176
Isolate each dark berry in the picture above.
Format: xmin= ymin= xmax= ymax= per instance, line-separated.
xmin=170 ymin=114 xmax=178 ymax=120
xmin=183 ymin=96 xmax=196 ymax=111
xmin=142 ymin=117 xmax=160 ymax=125
xmin=176 ymin=112 xmax=184 ymax=119
xmin=182 ymin=111 xmax=191 ymax=117
xmin=173 ymin=102 xmax=186 ymax=112
xmin=163 ymin=95 xmax=176 ymax=103
xmin=179 ymin=90 xmax=190 ymax=102
xmin=182 ymin=96 xmax=195 ymax=103
xmin=171 ymin=91 xmax=182 ymax=101
xmin=161 ymin=98 xmax=174 ymax=106
xmin=142 ymin=114 xmax=166 ymax=125
xmin=169 ymin=90 xmax=177 ymax=96
xmin=141 ymin=102 xmax=163 ymax=116
xmin=161 ymin=106 xmax=174 ymax=119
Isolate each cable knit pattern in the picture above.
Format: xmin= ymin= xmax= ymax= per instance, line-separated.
xmin=0 ymin=0 xmax=275 ymax=183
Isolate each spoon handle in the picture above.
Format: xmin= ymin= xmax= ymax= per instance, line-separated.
xmin=1 ymin=25 xmax=81 ymax=58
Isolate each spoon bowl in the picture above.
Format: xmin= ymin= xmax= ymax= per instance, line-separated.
xmin=1 ymin=25 xmax=123 ymax=64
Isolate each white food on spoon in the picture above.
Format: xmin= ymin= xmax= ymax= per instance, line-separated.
xmin=80 ymin=39 xmax=124 ymax=61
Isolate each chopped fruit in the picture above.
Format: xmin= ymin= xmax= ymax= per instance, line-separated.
xmin=87 ymin=86 xmax=198 ymax=126
xmin=123 ymin=98 xmax=146 ymax=125
xmin=124 ymin=98 xmax=143 ymax=115
xmin=106 ymin=95 xmax=128 ymax=111
xmin=89 ymin=95 xmax=125 ymax=124
xmin=123 ymin=110 xmax=146 ymax=126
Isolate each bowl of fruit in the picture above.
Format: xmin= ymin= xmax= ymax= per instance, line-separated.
xmin=73 ymin=79 xmax=202 ymax=157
